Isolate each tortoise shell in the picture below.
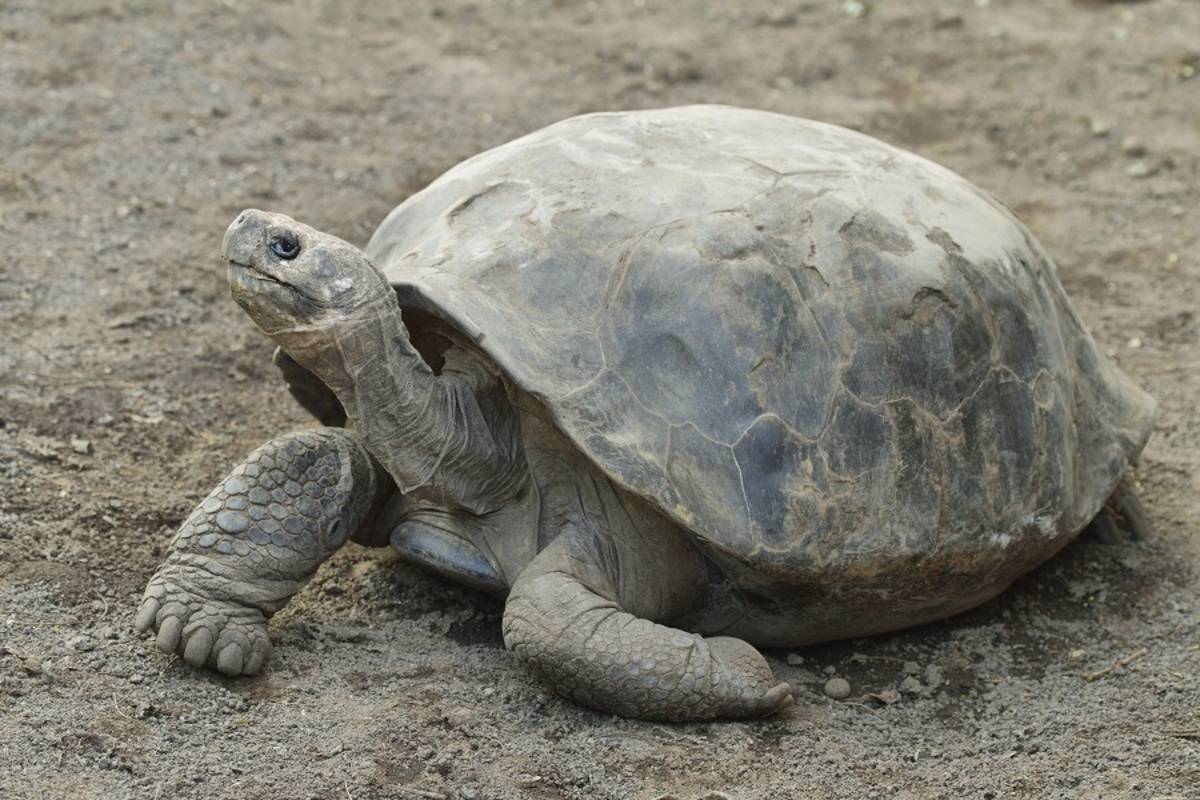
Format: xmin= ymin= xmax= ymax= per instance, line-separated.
xmin=365 ymin=105 xmax=1154 ymax=578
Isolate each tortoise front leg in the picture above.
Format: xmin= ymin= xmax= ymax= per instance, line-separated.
xmin=502 ymin=523 xmax=793 ymax=721
xmin=135 ymin=428 xmax=389 ymax=675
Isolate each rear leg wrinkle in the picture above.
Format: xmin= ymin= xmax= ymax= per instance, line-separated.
xmin=502 ymin=524 xmax=793 ymax=721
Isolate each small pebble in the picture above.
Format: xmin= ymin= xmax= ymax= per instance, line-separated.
xmin=68 ymin=635 xmax=96 ymax=652
xmin=444 ymin=706 xmax=473 ymax=728
xmin=899 ymin=676 xmax=925 ymax=695
xmin=824 ymin=677 xmax=852 ymax=699
xmin=70 ymin=438 xmax=92 ymax=455
xmin=1126 ymin=160 xmax=1158 ymax=179
xmin=924 ymin=664 xmax=943 ymax=688
xmin=824 ymin=665 xmax=836 ymax=675
xmin=786 ymin=653 xmax=805 ymax=666
xmin=902 ymin=660 xmax=921 ymax=676
xmin=1120 ymin=135 xmax=1146 ymax=157
xmin=840 ymin=0 xmax=867 ymax=18
xmin=1088 ymin=118 xmax=1110 ymax=137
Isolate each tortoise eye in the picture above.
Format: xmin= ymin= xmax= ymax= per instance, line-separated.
xmin=268 ymin=232 xmax=301 ymax=260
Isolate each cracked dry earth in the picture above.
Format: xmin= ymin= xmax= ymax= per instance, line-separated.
xmin=0 ymin=1 xmax=1197 ymax=799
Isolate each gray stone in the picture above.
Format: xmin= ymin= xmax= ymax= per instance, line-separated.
xmin=68 ymin=635 xmax=95 ymax=652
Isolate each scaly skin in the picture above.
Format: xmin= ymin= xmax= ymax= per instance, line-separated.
xmin=135 ymin=428 xmax=387 ymax=675
xmin=502 ymin=525 xmax=793 ymax=721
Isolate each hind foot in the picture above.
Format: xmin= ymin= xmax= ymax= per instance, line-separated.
xmin=1085 ymin=477 xmax=1150 ymax=544
xmin=503 ymin=524 xmax=794 ymax=721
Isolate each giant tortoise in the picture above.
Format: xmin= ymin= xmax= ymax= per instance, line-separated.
xmin=135 ymin=106 xmax=1155 ymax=721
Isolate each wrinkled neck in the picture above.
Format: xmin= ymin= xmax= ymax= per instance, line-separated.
xmin=274 ymin=299 xmax=434 ymax=409
xmin=271 ymin=298 xmax=526 ymax=516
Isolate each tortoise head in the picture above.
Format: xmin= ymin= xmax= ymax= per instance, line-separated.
xmin=223 ymin=209 xmax=392 ymax=334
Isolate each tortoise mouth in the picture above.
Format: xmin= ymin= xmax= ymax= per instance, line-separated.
xmin=227 ymin=259 xmax=309 ymax=312
xmin=228 ymin=259 xmax=312 ymax=300
xmin=229 ymin=259 xmax=291 ymax=289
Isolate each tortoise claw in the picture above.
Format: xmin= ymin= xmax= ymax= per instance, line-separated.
xmin=136 ymin=569 xmax=271 ymax=675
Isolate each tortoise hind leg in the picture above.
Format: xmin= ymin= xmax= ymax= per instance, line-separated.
xmin=502 ymin=522 xmax=793 ymax=721
xmin=1084 ymin=476 xmax=1151 ymax=544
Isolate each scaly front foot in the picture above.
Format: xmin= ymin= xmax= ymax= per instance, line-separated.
xmin=136 ymin=567 xmax=272 ymax=675
xmin=134 ymin=428 xmax=388 ymax=676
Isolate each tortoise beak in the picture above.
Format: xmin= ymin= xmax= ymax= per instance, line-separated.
xmin=222 ymin=208 xmax=269 ymax=266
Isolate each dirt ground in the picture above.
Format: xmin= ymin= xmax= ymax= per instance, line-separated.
xmin=1 ymin=0 xmax=1198 ymax=798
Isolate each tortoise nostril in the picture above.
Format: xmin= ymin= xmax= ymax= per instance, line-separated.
xmin=236 ymin=212 xmax=247 ymax=225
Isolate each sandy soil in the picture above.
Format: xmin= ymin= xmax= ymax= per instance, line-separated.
xmin=1 ymin=1 xmax=1198 ymax=798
